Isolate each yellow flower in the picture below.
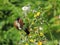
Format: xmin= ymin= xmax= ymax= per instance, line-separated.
xmin=34 ymin=12 xmax=40 ymax=18
xmin=25 ymin=43 xmax=29 ymax=45
xmin=31 ymin=21 xmax=34 ymax=25
xmin=38 ymin=41 xmax=42 ymax=45
xmin=39 ymin=32 xmax=44 ymax=36
xmin=34 ymin=14 xmax=37 ymax=18
xmin=36 ymin=12 xmax=40 ymax=16
xmin=30 ymin=39 xmax=34 ymax=42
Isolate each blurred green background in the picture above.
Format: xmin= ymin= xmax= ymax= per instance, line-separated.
xmin=0 ymin=0 xmax=60 ymax=45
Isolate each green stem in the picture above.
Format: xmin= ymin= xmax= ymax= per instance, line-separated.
xmin=47 ymin=23 xmax=54 ymax=44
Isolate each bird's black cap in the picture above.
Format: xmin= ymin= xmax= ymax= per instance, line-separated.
xmin=16 ymin=17 xmax=20 ymax=21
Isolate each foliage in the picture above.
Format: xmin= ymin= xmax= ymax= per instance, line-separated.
xmin=0 ymin=0 xmax=60 ymax=45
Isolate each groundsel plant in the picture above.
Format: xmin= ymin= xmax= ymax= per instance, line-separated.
xmin=59 ymin=40 xmax=60 ymax=45
xmin=32 ymin=9 xmax=37 ymax=13
xmin=39 ymin=27 xmax=43 ymax=30
xmin=22 ymin=5 xmax=31 ymax=17
xmin=59 ymin=15 xmax=60 ymax=19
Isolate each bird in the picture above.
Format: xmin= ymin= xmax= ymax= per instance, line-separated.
xmin=14 ymin=17 xmax=30 ymax=35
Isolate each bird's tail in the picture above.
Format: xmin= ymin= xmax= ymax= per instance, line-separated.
xmin=24 ymin=27 xmax=30 ymax=35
